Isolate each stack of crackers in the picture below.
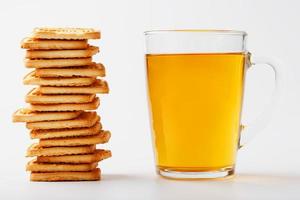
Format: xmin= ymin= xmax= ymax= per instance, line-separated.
xmin=13 ymin=28 xmax=111 ymax=181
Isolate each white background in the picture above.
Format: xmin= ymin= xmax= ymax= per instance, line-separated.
xmin=0 ymin=0 xmax=299 ymax=199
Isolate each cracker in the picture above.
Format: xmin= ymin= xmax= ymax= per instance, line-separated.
xmin=30 ymin=168 xmax=101 ymax=181
xmin=32 ymin=27 xmax=100 ymax=40
xmin=27 ymin=159 xmax=98 ymax=172
xmin=27 ymin=144 xmax=96 ymax=156
xmin=36 ymin=79 xmax=109 ymax=94
xmin=35 ymin=63 xmax=105 ymax=77
xmin=37 ymin=149 xmax=111 ymax=164
xmin=29 ymin=97 xmax=100 ymax=111
xmin=38 ymin=131 xmax=111 ymax=147
xmin=24 ymin=71 xmax=96 ymax=86
xmin=26 ymin=88 xmax=95 ymax=104
xmin=12 ymin=108 xmax=81 ymax=122
xmin=25 ymin=58 xmax=93 ymax=68
xmin=21 ymin=38 xmax=88 ymax=50
xmin=26 ymin=46 xmax=99 ymax=59
xmin=30 ymin=122 xmax=102 ymax=139
xmin=26 ymin=112 xmax=99 ymax=130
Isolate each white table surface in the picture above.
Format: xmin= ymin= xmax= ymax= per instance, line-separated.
xmin=1 ymin=150 xmax=300 ymax=200
xmin=1 ymin=167 xmax=299 ymax=200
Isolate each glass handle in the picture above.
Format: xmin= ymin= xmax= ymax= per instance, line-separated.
xmin=239 ymin=54 xmax=285 ymax=148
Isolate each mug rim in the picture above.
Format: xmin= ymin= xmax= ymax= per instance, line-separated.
xmin=144 ymin=29 xmax=247 ymax=36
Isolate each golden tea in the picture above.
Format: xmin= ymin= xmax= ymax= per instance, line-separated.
xmin=146 ymin=53 xmax=245 ymax=172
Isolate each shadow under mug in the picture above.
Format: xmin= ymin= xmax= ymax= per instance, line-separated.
xmin=144 ymin=30 xmax=283 ymax=179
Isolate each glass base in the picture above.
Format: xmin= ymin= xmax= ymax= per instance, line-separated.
xmin=156 ymin=166 xmax=235 ymax=180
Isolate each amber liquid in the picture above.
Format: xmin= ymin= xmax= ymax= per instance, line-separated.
xmin=146 ymin=53 xmax=245 ymax=172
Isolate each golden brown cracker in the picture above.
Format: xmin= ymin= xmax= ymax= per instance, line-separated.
xmin=26 ymin=112 xmax=99 ymax=130
xmin=26 ymin=159 xmax=98 ymax=172
xmin=23 ymin=71 xmax=96 ymax=86
xmin=29 ymin=97 xmax=100 ymax=111
xmin=26 ymin=88 xmax=95 ymax=104
xmin=30 ymin=122 xmax=102 ymax=139
xmin=35 ymin=63 xmax=105 ymax=77
xmin=21 ymin=38 xmax=88 ymax=50
xmin=32 ymin=27 xmax=100 ymax=40
xmin=30 ymin=168 xmax=101 ymax=181
xmin=25 ymin=57 xmax=93 ymax=68
xmin=36 ymin=79 xmax=109 ymax=94
xmin=37 ymin=149 xmax=111 ymax=164
xmin=38 ymin=131 xmax=111 ymax=147
xmin=26 ymin=46 xmax=99 ymax=59
xmin=27 ymin=144 xmax=96 ymax=157
xmin=12 ymin=108 xmax=82 ymax=122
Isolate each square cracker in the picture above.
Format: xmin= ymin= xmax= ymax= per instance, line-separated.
xmin=30 ymin=168 xmax=101 ymax=181
xmin=30 ymin=121 xmax=102 ymax=139
xmin=25 ymin=57 xmax=93 ymax=68
xmin=32 ymin=27 xmax=101 ymax=40
xmin=29 ymin=97 xmax=99 ymax=112
xmin=26 ymin=46 xmax=99 ymax=59
xmin=12 ymin=108 xmax=82 ymax=122
xmin=35 ymin=63 xmax=105 ymax=77
xmin=23 ymin=71 xmax=96 ymax=86
xmin=26 ymin=112 xmax=99 ymax=130
xmin=26 ymin=88 xmax=96 ymax=104
xmin=37 ymin=149 xmax=111 ymax=164
xmin=21 ymin=38 xmax=88 ymax=50
xmin=27 ymin=159 xmax=98 ymax=172
xmin=27 ymin=143 xmax=96 ymax=157
xmin=36 ymin=79 xmax=109 ymax=94
xmin=38 ymin=130 xmax=111 ymax=147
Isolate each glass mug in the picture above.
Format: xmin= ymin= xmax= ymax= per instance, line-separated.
xmin=144 ymin=30 xmax=283 ymax=179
